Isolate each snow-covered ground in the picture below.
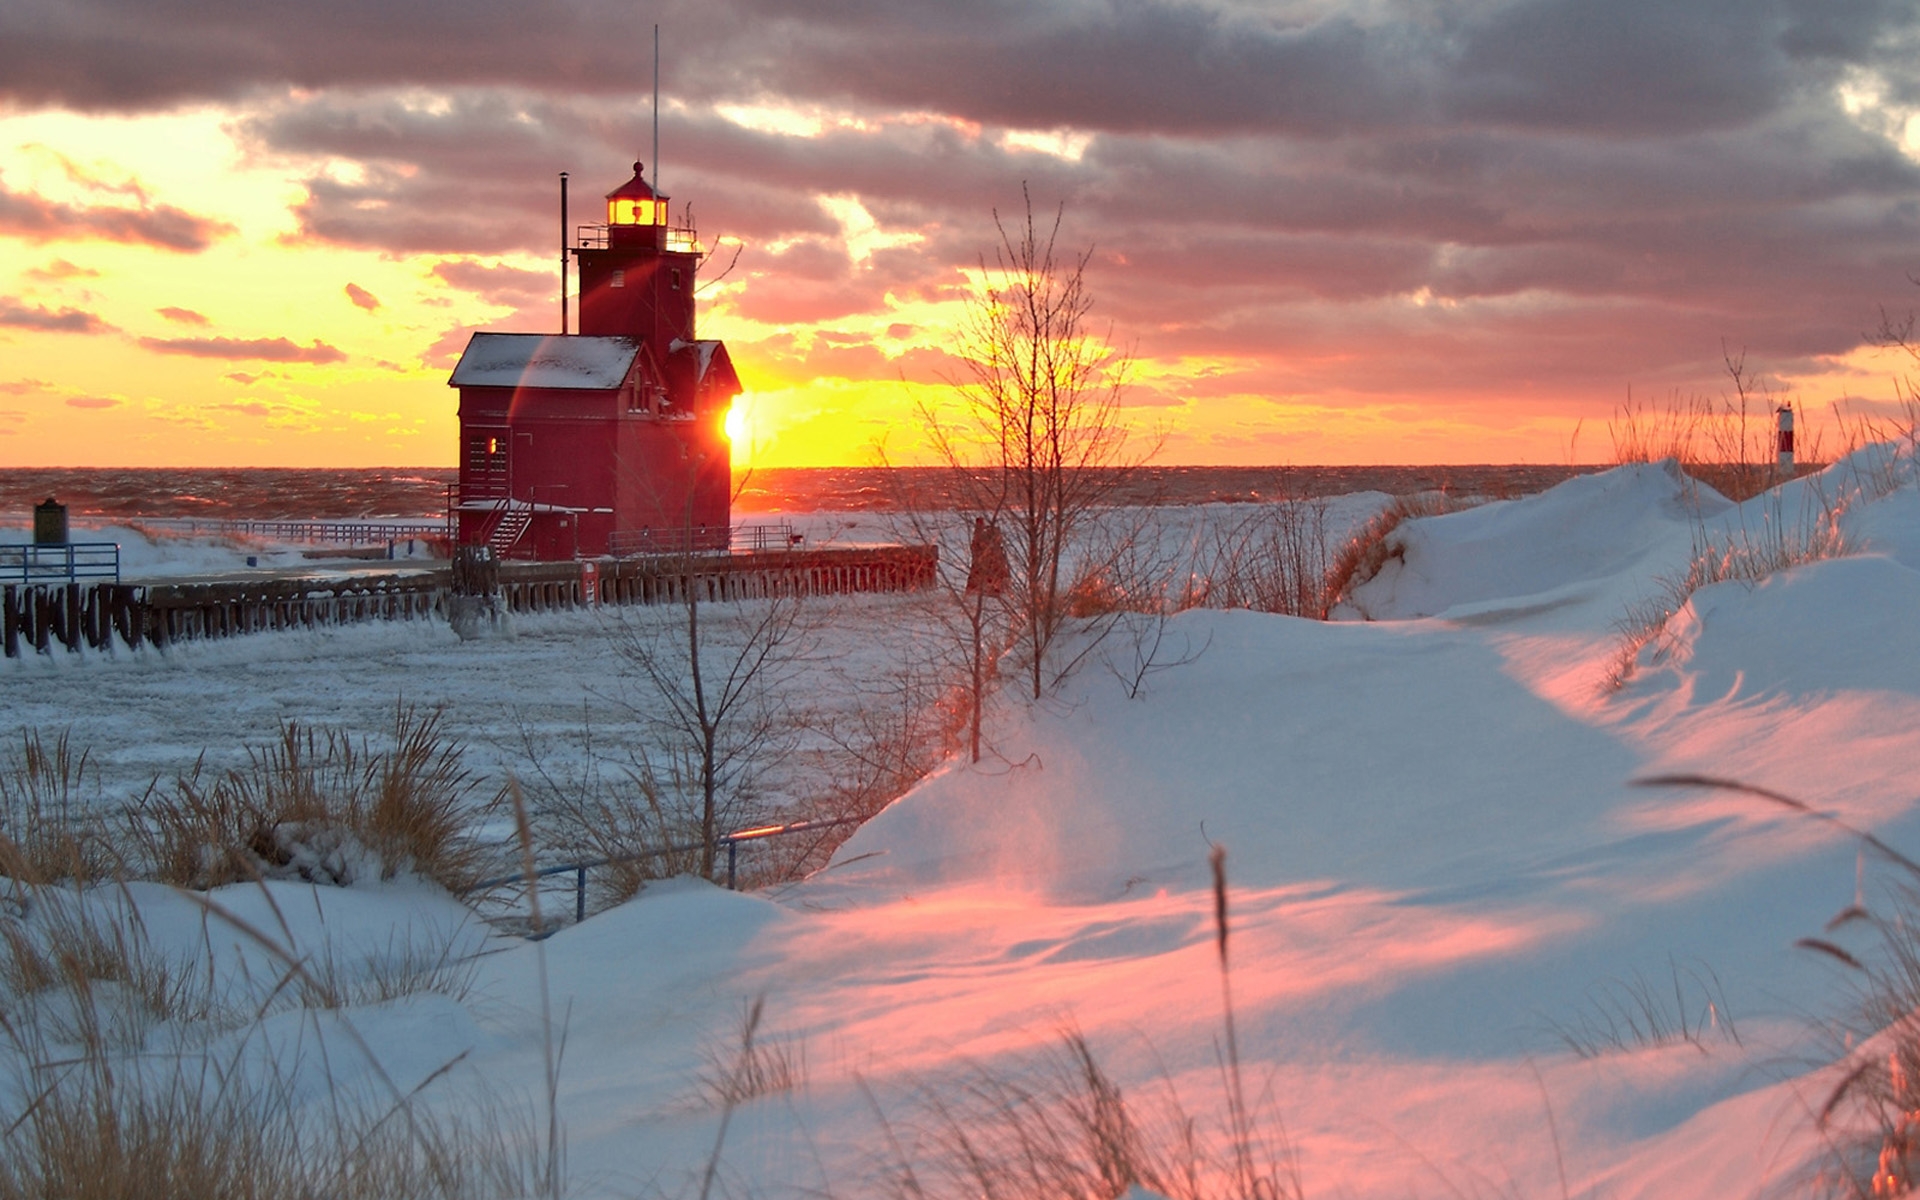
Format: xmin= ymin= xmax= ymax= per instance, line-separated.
xmin=6 ymin=456 xmax=1920 ymax=1195
xmin=0 ymin=517 xmax=444 ymax=581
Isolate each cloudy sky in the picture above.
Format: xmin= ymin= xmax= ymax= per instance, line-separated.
xmin=3 ymin=0 xmax=1919 ymax=467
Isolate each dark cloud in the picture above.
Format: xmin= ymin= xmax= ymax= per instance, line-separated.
xmin=157 ymin=305 xmax=210 ymax=325
xmin=0 ymin=298 xmax=114 ymax=333
xmin=238 ymin=94 xmax=843 ymax=255
xmin=0 ymin=180 xmax=232 ymax=251
xmin=215 ymin=62 xmax=1920 ymax=408
xmin=1781 ymin=0 xmax=1917 ymax=61
xmin=1446 ymin=0 xmax=1792 ymax=134
xmin=7 ymin=0 xmax=1920 ymax=425
xmin=0 ymin=0 xmax=664 ymax=111
xmin=11 ymin=0 xmax=1917 ymax=142
xmin=345 ymin=282 xmax=380 ymax=310
xmin=137 ymin=335 xmax=347 ymax=363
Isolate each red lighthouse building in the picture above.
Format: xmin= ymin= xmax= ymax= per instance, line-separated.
xmin=449 ymin=163 xmax=740 ymax=559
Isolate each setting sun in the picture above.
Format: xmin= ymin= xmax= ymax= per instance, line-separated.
xmin=2 ymin=4 xmax=1917 ymax=473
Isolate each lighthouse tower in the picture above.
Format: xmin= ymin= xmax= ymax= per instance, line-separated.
xmin=576 ymin=164 xmax=700 ymax=352
xmin=448 ymin=162 xmax=739 ymax=560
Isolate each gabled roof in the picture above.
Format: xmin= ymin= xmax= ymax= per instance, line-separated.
xmin=448 ymin=333 xmax=639 ymax=390
xmin=668 ymin=338 xmax=741 ymax=399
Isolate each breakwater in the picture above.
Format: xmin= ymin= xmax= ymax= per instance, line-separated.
xmin=2 ymin=545 xmax=936 ymax=658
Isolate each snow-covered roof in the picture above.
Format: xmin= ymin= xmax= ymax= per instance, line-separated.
xmin=668 ymin=338 xmax=740 ymax=397
xmin=448 ymin=333 xmax=638 ymax=390
xmin=670 ymin=337 xmax=718 ymax=376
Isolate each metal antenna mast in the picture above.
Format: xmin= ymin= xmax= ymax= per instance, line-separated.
xmin=651 ymin=25 xmax=660 ymax=198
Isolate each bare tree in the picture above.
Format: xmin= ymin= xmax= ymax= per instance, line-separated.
xmin=609 ymin=448 xmax=813 ymax=881
xmin=876 ymin=487 xmax=1015 ymax=763
xmin=612 ymin=578 xmax=808 ymax=880
xmin=924 ymin=188 xmax=1148 ymax=706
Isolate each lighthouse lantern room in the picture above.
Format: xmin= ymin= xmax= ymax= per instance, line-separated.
xmin=449 ymin=162 xmax=739 ymax=560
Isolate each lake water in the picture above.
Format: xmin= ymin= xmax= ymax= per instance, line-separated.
xmin=1 ymin=464 xmax=1600 ymax=522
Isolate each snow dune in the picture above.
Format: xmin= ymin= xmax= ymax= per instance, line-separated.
xmin=7 ymin=452 xmax=1920 ymax=1196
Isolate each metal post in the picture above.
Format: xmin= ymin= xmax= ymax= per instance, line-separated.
xmin=726 ymin=840 xmax=737 ymax=890
xmin=651 ymin=25 xmax=660 ymax=197
xmin=576 ymin=865 xmax=587 ymax=924
xmin=559 ymin=171 xmax=570 ymax=334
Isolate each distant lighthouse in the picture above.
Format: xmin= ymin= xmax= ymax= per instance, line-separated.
xmin=448 ymin=162 xmax=740 ymax=560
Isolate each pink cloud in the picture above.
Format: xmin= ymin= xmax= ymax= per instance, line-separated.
xmin=138 ymin=335 xmax=347 ymax=363
xmin=0 ymin=298 xmax=113 ymax=334
xmin=0 ymin=181 xmax=231 ymax=252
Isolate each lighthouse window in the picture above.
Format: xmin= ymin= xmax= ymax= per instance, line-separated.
xmin=467 ymin=434 xmax=507 ymax=475
xmin=610 ymin=269 xmax=625 ymax=289
xmin=671 ymin=269 xmax=682 ymax=290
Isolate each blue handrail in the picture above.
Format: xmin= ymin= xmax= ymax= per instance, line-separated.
xmin=0 ymin=542 xmax=121 ymax=584
xmin=467 ymin=814 xmax=866 ymax=927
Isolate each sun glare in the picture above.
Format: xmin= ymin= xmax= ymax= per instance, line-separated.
xmin=724 ymin=401 xmax=749 ymax=447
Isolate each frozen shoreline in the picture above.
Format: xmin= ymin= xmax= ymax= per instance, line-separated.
xmin=5 ymin=456 xmax=1920 ymax=1195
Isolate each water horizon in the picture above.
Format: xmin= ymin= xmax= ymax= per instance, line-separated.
xmin=0 ymin=463 xmax=1604 ymax=522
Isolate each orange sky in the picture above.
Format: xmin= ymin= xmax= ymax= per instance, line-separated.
xmin=4 ymin=5 xmax=1920 ymax=468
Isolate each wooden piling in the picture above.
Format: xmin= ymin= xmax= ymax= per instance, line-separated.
xmin=0 ymin=544 xmax=935 ymax=659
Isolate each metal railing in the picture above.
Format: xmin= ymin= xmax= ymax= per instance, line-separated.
xmin=574 ymin=223 xmax=700 ymax=253
xmin=466 ymin=814 xmax=864 ymax=928
xmin=136 ymin=517 xmax=447 ymax=546
xmin=733 ymin=522 xmax=803 ymax=552
xmin=607 ymin=522 xmax=801 ymax=558
xmin=0 ymin=542 xmax=120 ymax=584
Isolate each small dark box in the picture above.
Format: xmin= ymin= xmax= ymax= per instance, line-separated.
xmin=32 ymin=497 xmax=67 ymax=546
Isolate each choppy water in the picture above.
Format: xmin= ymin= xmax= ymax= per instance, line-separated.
xmin=1 ymin=464 xmax=1599 ymax=521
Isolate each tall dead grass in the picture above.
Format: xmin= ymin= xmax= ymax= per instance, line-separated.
xmin=1180 ymin=496 xmax=1334 ymax=619
xmin=1609 ymin=353 xmax=1822 ymax=503
xmin=0 ymin=730 xmax=113 ymax=889
xmin=1605 ymin=470 xmax=1864 ymax=691
xmin=124 ymin=704 xmax=498 ymax=894
xmin=0 ymin=886 xmax=220 ymax=1051
xmin=0 ymin=876 xmax=539 ymax=1200
xmin=0 ymin=1027 xmax=540 ymax=1200
xmin=527 ymin=744 xmax=703 ymax=911
xmin=1322 ymin=493 xmax=1466 ymax=617
xmin=697 ymin=996 xmax=806 ymax=1110
xmin=1633 ymin=776 xmax=1920 ymax=1197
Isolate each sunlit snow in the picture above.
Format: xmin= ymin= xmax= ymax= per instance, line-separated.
xmin=7 ymin=452 xmax=1920 ymax=1195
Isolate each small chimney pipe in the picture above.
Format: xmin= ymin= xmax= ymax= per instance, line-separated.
xmin=559 ymin=171 xmax=570 ymax=335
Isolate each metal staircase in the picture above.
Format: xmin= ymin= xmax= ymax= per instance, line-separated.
xmin=486 ymin=504 xmax=533 ymax=556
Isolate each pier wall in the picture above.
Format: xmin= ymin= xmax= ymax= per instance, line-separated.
xmin=1 ymin=545 xmax=935 ymax=659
